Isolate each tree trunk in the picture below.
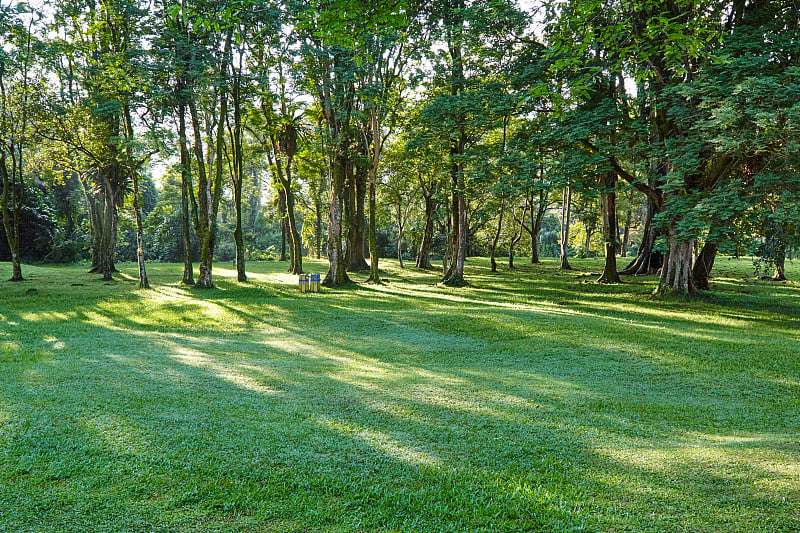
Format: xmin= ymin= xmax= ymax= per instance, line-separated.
xmin=278 ymin=188 xmax=287 ymax=262
xmin=397 ymin=203 xmax=404 ymax=269
xmin=0 ymin=153 xmax=23 ymax=281
xmin=773 ymin=243 xmax=787 ymax=281
xmin=347 ymin=165 xmax=369 ymax=271
xmin=530 ymin=189 xmax=547 ymax=264
xmin=416 ymin=191 xmax=436 ymax=270
xmin=692 ymin=241 xmax=718 ymax=290
xmin=598 ymin=170 xmax=621 ymax=283
xmin=490 ymin=197 xmax=505 ymax=273
xmin=324 ymin=152 xmax=351 ymax=287
xmin=193 ymin=31 xmax=231 ymax=289
xmin=315 ymin=180 xmax=323 ymax=260
xmin=560 ymin=184 xmax=573 ymax=270
xmin=282 ymin=155 xmax=303 ymax=275
xmin=620 ymin=176 xmax=664 ymax=276
xmin=123 ymin=104 xmax=149 ymax=290
xmin=178 ymin=102 xmax=194 ymax=285
xmin=509 ymin=202 xmax=528 ymax=270
xmin=232 ymin=73 xmax=247 ymax=282
xmin=656 ymin=231 xmax=696 ymax=295
xmin=442 ymin=157 xmax=467 ymax=286
xmin=620 ymin=203 xmax=632 ymax=258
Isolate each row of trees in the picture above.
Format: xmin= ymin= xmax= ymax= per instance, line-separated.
xmin=1 ymin=0 xmax=798 ymax=294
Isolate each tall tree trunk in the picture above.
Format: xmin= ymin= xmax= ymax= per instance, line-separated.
xmin=231 ymin=72 xmax=246 ymax=282
xmin=178 ymin=102 xmax=194 ymax=285
xmin=560 ymin=184 xmax=573 ymax=270
xmin=193 ymin=30 xmax=231 ymax=289
xmin=324 ymin=152 xmax=351 ymax=287
xmin=490 ymin=197 xmax=505 ymax=273
xmin=367 ymin=108 xmax=381 ymax=283
xmin=692 ymin=241 xmax=718 ymax=290
xmin=598 ymin=170 xmax=621 ymax=283
xmin=416 ymin=191 xmax=436 ymax=270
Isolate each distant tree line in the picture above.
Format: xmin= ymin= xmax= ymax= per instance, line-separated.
xmin=1 ymin=0 xmax=798 ymax=294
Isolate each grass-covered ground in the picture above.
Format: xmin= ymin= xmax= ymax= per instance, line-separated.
xmin=1 ymin=257 xmax=798 ymax=532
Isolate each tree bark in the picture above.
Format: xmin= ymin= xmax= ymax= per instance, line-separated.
xmin=278 ymin=188 xmax=287 ymax=262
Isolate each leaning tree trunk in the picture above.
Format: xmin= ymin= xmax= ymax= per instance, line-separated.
xmin=692 ymin=241 xmax=718 ymax=290
xmin=656 ymin=231 xmax=696 ymax=295
xmin=490 ymin=197 xmax=505 ymax=273
xmin=597 ymin=170 xmax=621 ymax=283
xmin=560 ymin=184 xmax=573 ymax=270
xmin=283 ymin=163 xmax=303 ymax=275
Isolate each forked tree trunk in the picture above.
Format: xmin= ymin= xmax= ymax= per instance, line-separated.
xmin=598 ymin=170 xmax=621 ymax=283
xmin=0 ymin=154 xmax=23 ymax=282
xmin=560 ymin=184 xmax=573 ymax=270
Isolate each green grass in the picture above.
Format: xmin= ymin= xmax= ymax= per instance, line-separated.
xmin=1 ymin=257 xmax=798 ymax=532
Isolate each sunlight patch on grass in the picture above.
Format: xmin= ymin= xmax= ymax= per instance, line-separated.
xmin=167 ymin=345 xmax=281 ymax=395
xmin=317 ymin=415 xmax=442 ymax=467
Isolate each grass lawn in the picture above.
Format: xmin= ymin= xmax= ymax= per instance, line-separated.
xmin=1 ymin=257 xmax=799 ymax=532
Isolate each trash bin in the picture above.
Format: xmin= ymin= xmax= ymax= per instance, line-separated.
xmin=310 ymin=273 xmax=321 ymax=293
xmin=298 ymin=273 xmax=309 ymax=293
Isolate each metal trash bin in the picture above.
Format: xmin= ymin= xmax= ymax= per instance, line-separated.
xmin=299 ymin=273 xmax=310 ymax=293
xmin=310 ymin=273 xmax=321 ymax=293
